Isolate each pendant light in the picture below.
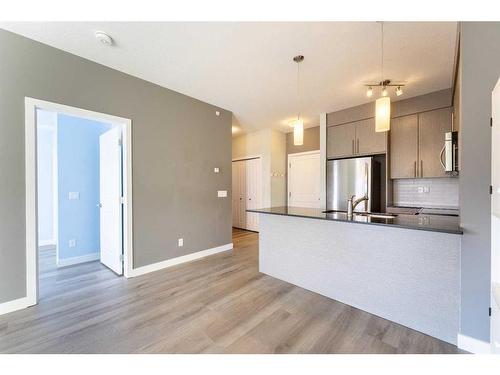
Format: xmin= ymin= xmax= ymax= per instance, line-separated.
xmin=290 ymin=55 xmax=304 ymax=146
xmin=375 ymin=22 xmax=391 ymax=133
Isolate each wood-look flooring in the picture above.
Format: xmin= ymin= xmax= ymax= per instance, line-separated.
xmin=0 ymin=229 xmax=460 ymax=354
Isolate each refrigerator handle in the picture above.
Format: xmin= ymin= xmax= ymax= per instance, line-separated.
xmin=364 ymin=163 xmax=369 ymax=211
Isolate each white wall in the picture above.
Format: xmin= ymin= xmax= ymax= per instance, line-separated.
xmin=36 ymin=110 xmax=57 ymax=246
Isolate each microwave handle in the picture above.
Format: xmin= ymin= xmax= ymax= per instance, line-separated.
xmin=439 ymin=145 xmax=446 ymax=170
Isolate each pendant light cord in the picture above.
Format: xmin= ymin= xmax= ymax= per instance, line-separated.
xmin=296 ymin=59 xmax=300 ymax=121
xmin=381 ymin=21 xmax=384 ymax=83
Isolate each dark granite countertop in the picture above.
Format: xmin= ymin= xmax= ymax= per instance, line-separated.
xmin=247 ymin=206 xmax=463 ymax=235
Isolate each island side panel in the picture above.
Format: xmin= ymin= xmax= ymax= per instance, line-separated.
xmin=258 ymin=214 xmax=461 ymax=344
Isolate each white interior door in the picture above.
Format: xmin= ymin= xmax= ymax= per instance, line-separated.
xmin=99 ymin=126 xmax=123 ymax=275
xmin=245 ymin=158 xmax=261 ymax=231
xmin=288 ymin=151 xmax=321 ymax=208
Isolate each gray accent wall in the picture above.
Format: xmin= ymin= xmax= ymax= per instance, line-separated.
xmin=459 ymin=22 xmax=500 ymax=342
xmin=0 ymin=30 xmax=232 ymax=304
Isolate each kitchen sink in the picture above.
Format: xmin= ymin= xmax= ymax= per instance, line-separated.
xmin=355 ymin=212 xmax=397 ymax=219
xmin=323 ymin=210 xmax=397 ymax=219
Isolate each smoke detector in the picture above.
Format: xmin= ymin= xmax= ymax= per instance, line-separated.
xmin=94 ymin=31 xmax=113 ymax=46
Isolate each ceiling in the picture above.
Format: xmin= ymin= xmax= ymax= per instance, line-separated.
xmin=0 ymin=22 xmax=457 ymax=134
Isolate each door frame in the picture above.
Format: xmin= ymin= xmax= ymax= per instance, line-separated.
xmin=287 ymin=150 xmax=321 ymax=207
xmin=25 ymin=97 xmax=134 ymax=307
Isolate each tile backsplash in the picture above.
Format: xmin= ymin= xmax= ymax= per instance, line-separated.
xmin=392 ymin=178 xmax=459 ymax=208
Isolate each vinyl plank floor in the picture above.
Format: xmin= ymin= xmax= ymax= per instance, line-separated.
xmin=0 ymin=229 xmax=461 ymax=354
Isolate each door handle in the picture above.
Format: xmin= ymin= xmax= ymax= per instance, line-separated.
xmin=357 ymin=139 xmax=360 ymax=154
xmin=97 ymin=203 xmax=102 ymax=208
xmin=352 ymin=139 xmax=355 ymax=155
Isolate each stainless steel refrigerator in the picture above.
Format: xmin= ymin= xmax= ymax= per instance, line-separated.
xmin=326 ymin=157 xmax=381 ymax=212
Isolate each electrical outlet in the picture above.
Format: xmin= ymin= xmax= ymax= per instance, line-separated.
xmin=417 ymin=186 xmax=424 ymax=194
xmin=423 ymin=186 xmax=430 ymax=193
xmin=217 ymin=190 xmax=227 ymax=197
xmin=214 ymin=167 xmax=220 ymax=173
xmin=178 ymin=238 xmax=183 ymax=247
xmin=69 ymin=239 xmax=76 ymax=248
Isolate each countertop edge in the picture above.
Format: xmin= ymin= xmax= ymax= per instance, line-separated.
xmin=247 ymin=209 xmax=464 ymax=235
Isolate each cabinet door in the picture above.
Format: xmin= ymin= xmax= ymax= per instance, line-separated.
xmin=418 ymin=108 xmax=452 ymax=178
xmin=327 ymin=123 xmax=356 ymax=159
xmin=390 ymin=114 xmax=419 ymax=178
xmin=355 ymin=118 xmax=387 ymax=155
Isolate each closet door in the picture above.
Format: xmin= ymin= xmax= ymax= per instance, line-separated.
xmin=231 ymin=160 xmax=246 ymax=229
xmin=245 ymin=158 xmax=261 ymax=231
xmin=231 ymin=161 xmax=239 ymax=227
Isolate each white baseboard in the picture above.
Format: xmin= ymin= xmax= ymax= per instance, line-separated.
xmin=57 ymin=252 xmax=100 ymax=268
xmin=457 ymin=333 xmax=491 ymax=354
xmin=39 ymin=240 xmax=56 ymax=247
xmin=0 ymin=296 xmax=33 ymax=316
xmin=129 ymin=243 xmax=233 ymax=278
xmin=38 ymin=243 xmax=56 ymax=251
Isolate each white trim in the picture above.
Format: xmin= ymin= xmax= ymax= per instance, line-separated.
xmin=457 ymin=333 xmax=491 ymax=354
xmin=0 ymin=297 xmax=32 ymax=316
xmin=129 ymin=243 xmax=233 ymax=278
xmin=25 ymin=99 xmax=38 ymax=307
xmin=232 ymin=154 xmax=262 ymax=162
xmin=287 ymin=150 xmax=320 ymax=157
xmin=319 ymin=113 xmax=327 ymax=210
xmin=24 ymin=97 xmax=134 ymax=312
xmin=57 ymin=252 xmax=100 ymax=268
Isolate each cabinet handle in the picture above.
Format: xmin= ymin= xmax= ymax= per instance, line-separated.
xmin=357 ymin=139 xmax=360 ymax=154
xmin=352 ymin=139 xmax=355 ymax=155
xmin=414 ymin=161 xmax=417 ymax=178
xmin=420 ymin=160 xmax=423 ymax=178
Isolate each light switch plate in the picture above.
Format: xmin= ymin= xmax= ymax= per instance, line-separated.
xmin=69 ymin=191 xmax=80 ymax=200
xmin=214 ymin=167 xmax=220 ymax=173
xmin=69 ymin=239 xmax=76 ymax=248
xmin=217 ymin=190 xmax=227 ymax=198
xmin=178 ymin=238 xmax=183 ymax=247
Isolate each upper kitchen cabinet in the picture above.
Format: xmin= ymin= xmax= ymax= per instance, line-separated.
xmin=355 ymin=118 xmax=387 ymax=155
xmin=327 ymin=118 xmax=387 ymax=159
xmin=390 ymin=107 xmax=452 ymax=179
xmin=390 ymin=114 xmax=419 ymax=178
xmin=327 ymin=123 xmax=356 ymax=159
xmin=418 ymin=107 xmax=453 ymax=178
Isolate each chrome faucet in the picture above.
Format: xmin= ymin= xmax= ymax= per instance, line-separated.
xmin=347 ymin=195 xmax=369 ymax=218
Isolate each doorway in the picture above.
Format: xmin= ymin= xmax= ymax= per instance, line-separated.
xmin=287 ymin=150 xmax=321 ymax=208
xmin=25 ymin=98 xmax=133 ymax=307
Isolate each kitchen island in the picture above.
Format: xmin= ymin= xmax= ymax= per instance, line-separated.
xmin=248 ymin=206 xmax=462 ymax=345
